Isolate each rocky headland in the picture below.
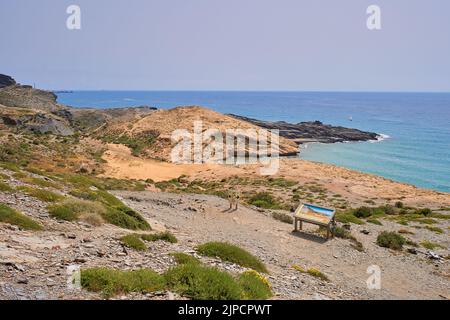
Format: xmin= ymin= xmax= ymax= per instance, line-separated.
xmin=229 ymin=114 xmax=379 ymax=144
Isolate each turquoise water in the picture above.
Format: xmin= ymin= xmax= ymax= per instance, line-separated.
xmin=57 ymin=91 xmax=450 ymax=193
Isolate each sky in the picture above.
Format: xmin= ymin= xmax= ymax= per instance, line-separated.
xmin=0 ymin=0 xmax=449 ymax=91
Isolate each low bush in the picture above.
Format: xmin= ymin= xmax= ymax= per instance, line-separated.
xmin=376 ymin=231 xmax=406 ymax=250
xmin=81 ymin=268 xmax=166 ymax=298
xmin=102 ymin=206 xmax=151 ymax=231
xmin=424 ymin=226 xmax=443 ymax=234
xmin=292 ymin=265 xmax=329 ymax=281
xmin=307 ymin=268 xmax=329 ymax=281
xmin=353 ymin=206 xmax=373 ymax=218
xmin=395 ymin=201 xmax=404 ymax=209
xmin=272 ymin=211 xmax=293 ymax=224
xmin=0 ymin=181 xmax=13 ymax=192
xmin=164 ymin=264 xmax=242 ymax=300
xmin=0 ymin=162 xmax=21 ymax=172
xmin=238 ymin=270 xmax=272 ymax=300
xmin=141 ymin=231 xmax=177 ymax=244
xmin=291 ymin=265 xmax=306 ymax=273
xmin=48 ymin=199 xmax=105 ymax=222
xmin=170 ymin=252 xmax=201 ymax=265
xmin=70 ymin=188 xmax=151 ymax=230
xmin=420 ymin=240 xmax=444 ymax=250
xmin=17 ymin=186 xmax=64 ymax=203
xmin=120 ymin=234 xmax=147 ymax=251
xmin=0 ymin=203 xmax=42 ymax=230
xmin=335 ymin=212 xmax=365 ymax=225
xmin=196 ymin=242 xmax=268 ymax=273
xmin=367 ymin=217 xmax=383 ymax=226
xmin=247 ymin=192 xmax=284 ymax=210
xmin=383 ymin=204 xmax=397 ymax=215
xmin=415 ymin=208 xmax=432 ymax=216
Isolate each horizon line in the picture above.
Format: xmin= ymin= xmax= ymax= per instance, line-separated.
xmin=50 ymin=89 xmax=450 ymax=94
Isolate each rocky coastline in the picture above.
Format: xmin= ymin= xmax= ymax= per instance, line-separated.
xmin=229 ymin=114 xmax=379 ymax=145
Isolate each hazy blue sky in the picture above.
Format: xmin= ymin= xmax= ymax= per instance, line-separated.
xmin=1 ymin=0 xmax=449 ymax=91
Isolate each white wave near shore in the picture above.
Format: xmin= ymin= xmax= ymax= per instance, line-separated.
xmin=371 ymin=133 xmax=391 ymax=143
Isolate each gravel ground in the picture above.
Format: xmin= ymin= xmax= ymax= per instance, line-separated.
xmin=0 ymin=188 xmax=448 ymax=300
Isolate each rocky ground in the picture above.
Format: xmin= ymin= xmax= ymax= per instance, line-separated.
xmin=1 ymin=176 xmax=448 ymax=300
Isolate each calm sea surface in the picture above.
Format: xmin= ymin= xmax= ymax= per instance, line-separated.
xmin=57 ymin=91 xmax=450 ymax=192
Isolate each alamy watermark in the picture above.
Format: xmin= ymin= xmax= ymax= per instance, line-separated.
xmin=66 ymin=5 xmax=381 ymax=31
xmin=366 ymin=265 xmax=381 ymax=290
xmin=367 ymin=5 xmax=382 ymax=30
xmin=67 ymin=265 xmax=81 ymax=290
xmin=66 ymin=5 xmax=81 ymax=30
xmin=171 ymin=121 xmax=281 ymax=175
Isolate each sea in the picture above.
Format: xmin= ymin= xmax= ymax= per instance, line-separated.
xmin=57 ymin=91 xmax=450 ymax=193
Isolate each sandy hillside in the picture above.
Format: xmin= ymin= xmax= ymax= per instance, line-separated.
xmin=101 ymin=144 xmax=450 ymax=208
xmin=101 ymin=106 xmax=299 ymax=161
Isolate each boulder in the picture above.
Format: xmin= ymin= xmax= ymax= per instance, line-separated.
xmin=0 ymin=74 xmax=16 ymax=88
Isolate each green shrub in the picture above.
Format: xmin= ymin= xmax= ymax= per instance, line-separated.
xmin=429 ymin=213 xmax=450 ymax=220
xmin=334 ymin=226 xmax=352 ymax=239
xmin=367 ymin=217 xmax=383 ymax=226
xmin=101 ymin=133 xmax=156 ymax=156
xmin=335 ymin=212 xmax=365 ymax=225
xmin=87 ymin=190 xmax=151 ymax=230
xmin=141 ymin=231 xmax=177 ymax=243
xmin=272 ymin=211 xmax=293 ymax=224
xmin=81 ymin=268 xmax=166 ymax=298
xmin=120 ymin=234 xmax=147 ymax=251
xmin=238 ymin=270 xmax=272 ymax=300
xmin=376 ymin=231 xmax=406 ymax=250
xmin=415 ymin=208 xmax=432 ymax=216
xmin=164 ymin=264 xmax=242 ymax=300
xmin=0 ymin=181 xmax=13 ymax=192
xmin=70 ymin=188 xmax=151 ymax=230
xmin=248 ymin=192 xmax=284 ymax=210
xmin=424 ymin=226 xmax=443 ymax=234
xmin=395 ymin=201 xmax=404 ymax=209
xmin=292 ymin=265 xmax=306 ymax=273
xmin=267 ymin=178 xmax=297 ymax=188
xmin=0 ymin=203 xmax=42 ymax=230
xmin=383 ymin=204 xmax=397 ymax=215
xmin=0 ymin=162 xmax=21 ymax=172
xmin=196 ymin=242 xmax=268 ymax=273
xmin=170 ymin=252 xmax=201 ymax=265
xmin=102 ymin=206 xmax=150 ymax=230
xmin=307 ymin=268 xmax=329 ymax=281
xmin=48 ymin=199 xmax=105 ymax=222
xmin=27 ymin=177 xmax=60 ymax=189
xmin=0 ymin=172 xmax=10 ymax=180
xmin=353 ymin=207 xmax=373 ymax=218
xmin=17 ymin=186 xmax=64 ymax=203
xmin=292 ymin=265 xmax=329 ymax=281
xmin=420 ymin=240 xmax=444 ymax=250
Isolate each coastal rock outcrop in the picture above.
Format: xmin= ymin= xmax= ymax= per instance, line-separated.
xmin=0 ymin=74 xmax=16 ymax=88
xmin=0 ymin=85 xmax=61 ymax=112
xmin=229 ymin=115 xmax=379 ymax=144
